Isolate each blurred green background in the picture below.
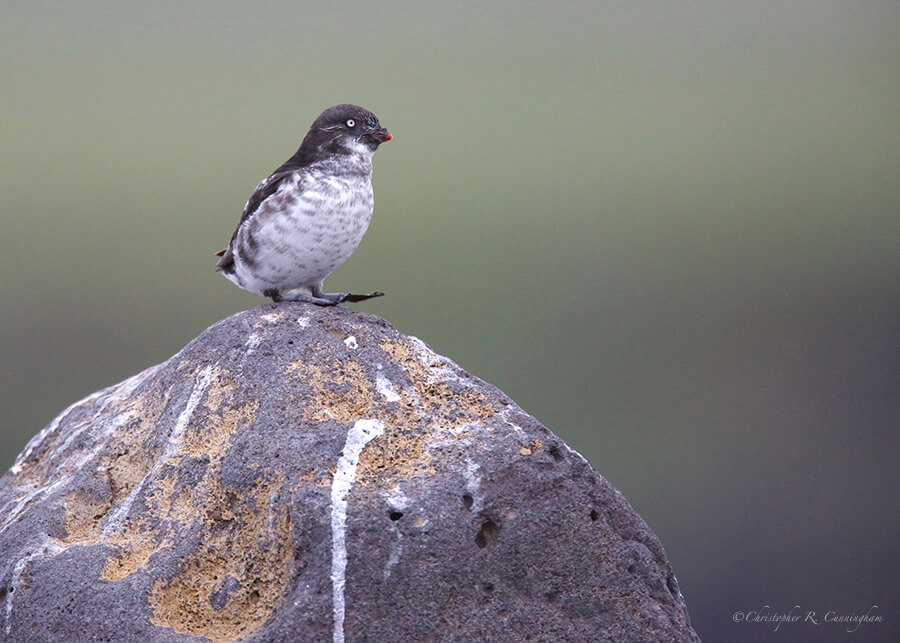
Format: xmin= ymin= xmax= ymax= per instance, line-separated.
xmin=2 ymin=2 xmax=898 ymax=640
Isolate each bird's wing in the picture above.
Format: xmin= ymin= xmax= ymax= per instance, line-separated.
xmin=215 ymin=169 xmax=295 ymax=271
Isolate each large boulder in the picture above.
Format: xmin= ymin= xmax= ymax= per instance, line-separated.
xmin=0 ymin=304 xmax=698 ymax=642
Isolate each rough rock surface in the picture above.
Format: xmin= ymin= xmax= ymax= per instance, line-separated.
xmin=0 ymin=304 xmax=699 ymax=643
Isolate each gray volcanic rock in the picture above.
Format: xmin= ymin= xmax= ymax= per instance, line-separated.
xmin=0 ymin=304 xmax=699 ymax=643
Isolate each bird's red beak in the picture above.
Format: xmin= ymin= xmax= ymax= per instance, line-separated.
xmin=373 ymin=128 xmax=392 ymax=142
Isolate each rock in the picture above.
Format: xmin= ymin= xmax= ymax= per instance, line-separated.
xmin=0 ymin=304 xmax=699 ymax=643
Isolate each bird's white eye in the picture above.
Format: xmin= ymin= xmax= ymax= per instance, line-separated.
xmin=346 ymin=119 xmax=356 ymax=128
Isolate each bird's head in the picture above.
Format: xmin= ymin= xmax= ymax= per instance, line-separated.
xmin=304 ymin=104 xmax=392 ymax=157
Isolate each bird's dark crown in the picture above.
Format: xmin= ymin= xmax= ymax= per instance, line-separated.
xmin=274 ymin=104 xmax=390 ymax=172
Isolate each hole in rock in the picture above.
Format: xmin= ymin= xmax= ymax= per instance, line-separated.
xmin=475 ymin=520 xmax=498 ymax=548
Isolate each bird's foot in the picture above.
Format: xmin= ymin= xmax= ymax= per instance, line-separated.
xmin=273 ymin=293 xmax=344 ymax=306
xmin=343 ymin=291 xmax=385 ymax=303
xmin=267 ymin=289 xmax=384 ymax=306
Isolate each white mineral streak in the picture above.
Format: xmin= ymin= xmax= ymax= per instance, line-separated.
xmin=463 ymin=459 xmax=484 ymax=513
xmin=3 ymin=536 xmax=64 ymax=634
xmin=330 ymin=419 xmax=384 ymax=643
xmin=498 ymin=407 xmax=525 ymax=437
xmin=375 ymin=372 xmax=400 ymax=402
xmin=9 ymin=364 xmax=158 ymax=476
xmin=406 ymin=335 xmax=487 ymax=403
xmin=381 ymin=486 xmax=409 ymax=581
xmin=9 ymin=390 xmax=104 ymax=476
xmin=2 ymin=366 xmax=161 ymax=538
xmin=344 ymin=335 xmax=358 ymax=350
xmin=382 ymin=486 xmax=409 ymax=512
xmin=563 ymin=442 xmax=590 ymax=463
xmin=245 ymin=332 xmax=262 ymax=353
xmin=406 ymin=335 xmax=461 ymax=384
xmin=0 ymin=480 xmax=65 ymax=539
xmin=2 ymin=365 xmax=167 ymax=635
xmin=238 ymin=332 xmax=262 ymax=376
xmin=383 ymin=528 xmax=403 ymax=581
xmin=103 ymin=365 xmax=215 ymax=534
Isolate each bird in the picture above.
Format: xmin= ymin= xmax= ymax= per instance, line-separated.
xmin=216 ymin=104 xmax=392 ymax=306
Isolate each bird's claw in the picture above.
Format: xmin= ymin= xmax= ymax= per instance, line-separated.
xmin=343 ymin=291 xmax=385 ymax=303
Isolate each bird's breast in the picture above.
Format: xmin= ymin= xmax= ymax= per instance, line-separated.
xmin=234 ymin=170 xmax=375 ymax=290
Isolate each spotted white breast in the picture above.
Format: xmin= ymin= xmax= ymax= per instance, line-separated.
xmin=228 ymin=161 xmax=375 ymax=296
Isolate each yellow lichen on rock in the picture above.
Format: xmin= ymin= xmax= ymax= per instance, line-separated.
xmin=181 ymin=391 xmax=257 ymax=458
xmin=148 ymin=476 xmax=294 ymax=643
xmin=377 ymin=337 xmax=497 ymax=428
xmin=288 ymin=357 xmax=378 ymax=424
xmin=280 ymin=336 xmax=502 ymax=490
xmin=518 ymin=439 xmax=543 ymax=456
xmin=101 ymin=528 xmax=164 ymax=581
